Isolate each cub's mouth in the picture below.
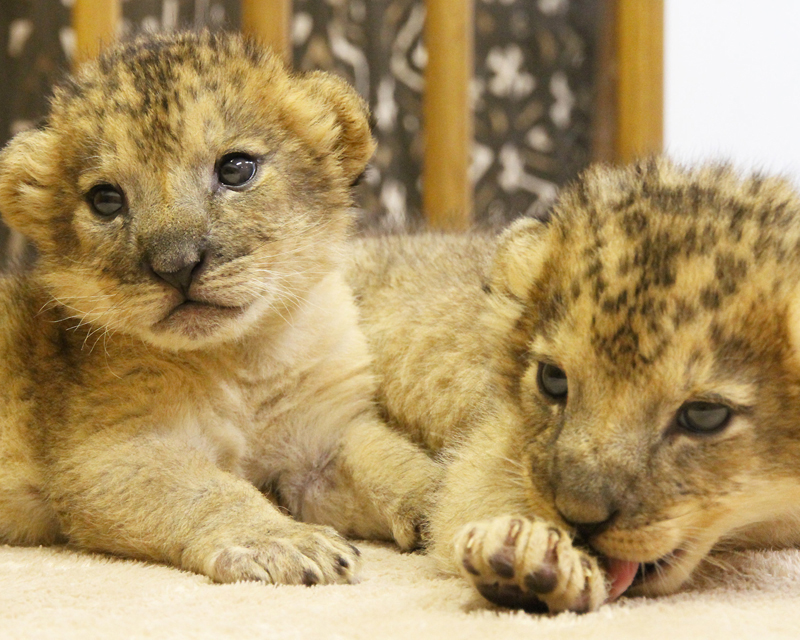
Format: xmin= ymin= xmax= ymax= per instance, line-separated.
xmin=167 ymin=299 xmax=244 ymax=317
xmin=602 ymin=548 xmax=687 ymax=601
xmin=153 ymin=298 xmax=248 ymax=336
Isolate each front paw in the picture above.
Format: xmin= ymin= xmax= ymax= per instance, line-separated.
xmin=454 ymin=516 xmax=607 ymax=613
xmin=193 ymin=522 xmax=362 ymax=586
xmin=385 ymin=463 xmax=442 ymax=552
xmin=389 ymin=491 xmax=433 ymax=551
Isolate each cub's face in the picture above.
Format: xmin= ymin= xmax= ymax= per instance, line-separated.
xmin=0 ymin=31 xmax=374 ymax=350
xmin=490 ymin=160 xmax=800 ymax=596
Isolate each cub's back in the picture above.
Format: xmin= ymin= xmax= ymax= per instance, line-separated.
xmin=348 ymin=234 xmax=496 ymax=451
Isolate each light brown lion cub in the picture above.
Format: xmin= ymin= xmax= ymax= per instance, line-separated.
xmin=349 ymin=159 xmax=800 ymax=613
xmin=0 ymin=31 xmax=439 ymax=585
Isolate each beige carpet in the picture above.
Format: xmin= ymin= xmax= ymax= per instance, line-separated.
xmin=2 ymin=541 xmax=799 ymax=639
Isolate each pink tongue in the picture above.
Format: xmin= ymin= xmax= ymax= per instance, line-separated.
xmin=604 ymin=559 xmax=640 ymax=602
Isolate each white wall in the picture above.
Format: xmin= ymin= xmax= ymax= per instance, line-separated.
xmin=664 ymin=0 xmax=800 ymax=185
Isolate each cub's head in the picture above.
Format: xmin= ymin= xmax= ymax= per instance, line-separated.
xmin=489 ymin=158 xmax=800 ymax=598
xmin=0 ymin=31 xmax=374 ymax=350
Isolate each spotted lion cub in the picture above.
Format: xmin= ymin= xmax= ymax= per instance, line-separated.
xmin=0 ymin=31 xmax=439 ymax=585
xmin=349 ymin=159 xmax=800 ymax=612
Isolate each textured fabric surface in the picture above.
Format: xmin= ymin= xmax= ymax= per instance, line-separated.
xmin=3 ymin=541 xmax=800 ymax=639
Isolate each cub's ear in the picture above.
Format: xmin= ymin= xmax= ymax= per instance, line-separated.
xmin=296 ymin=71 xmax=376 ymax=184
xmin=490 ymin=217 xmax=552 ymax=300
xmin=0 ymin=127 xmax=59 ymax=251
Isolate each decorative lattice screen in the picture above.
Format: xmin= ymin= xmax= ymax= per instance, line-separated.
xmin=0 ymin=0 xmax=600 ymax=265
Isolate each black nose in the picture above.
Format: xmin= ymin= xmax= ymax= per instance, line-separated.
xmin=555 ymin=492 xmax=617 ymax=540
xmin=151 ymin=256 xmax=203 ymax=296
xmin=572 ymin=518 xmax=615 ymax=541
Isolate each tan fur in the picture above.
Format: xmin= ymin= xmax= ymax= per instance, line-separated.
xmin=348 ymin=159 xmax=800 ymax=612
xmin=0 ymin=31 xmax=440 ymax=585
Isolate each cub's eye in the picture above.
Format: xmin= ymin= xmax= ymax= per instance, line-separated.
xmin=87 ymin=185 xmax=125 ymax=217
xmin=676 ymin=401 xmax=732 ymax=435
xmin=218 ymin=153 xmax=257 ymax=188
xmin=537 ymin=362 xmax=568 ymax=400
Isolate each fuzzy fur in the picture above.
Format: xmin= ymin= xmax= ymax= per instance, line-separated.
xmin=348 ymin=158 xmax=800 ymax=612
xmin=0 ymin=31 xmax=440 ymax=585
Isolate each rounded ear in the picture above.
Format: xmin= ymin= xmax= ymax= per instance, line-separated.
xmin=490 ymin=217 xmax=552 ymax=300
xmin=297 ymin=71 xmax=376 ymax=183
xmin=0 ymin=127 xmax=59 ymax=251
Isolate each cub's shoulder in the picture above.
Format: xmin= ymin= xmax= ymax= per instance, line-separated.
xmin=348 ymin=233 xmax=496 ymax=304
xmin=347 ymin=232 xmax=500 ymax=451
xmin=0 ymin=270 xmax=49 ymax=334
xmin=0 ymin=270 xmax=69 ymax=385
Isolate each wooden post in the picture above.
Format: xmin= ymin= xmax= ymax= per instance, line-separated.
xmin=241 ymin=0 xmax=292 ymax=64
xmin=72 ymin=0 xmax=120 ymax=66
xmin=422 ymin=0 xmax=474 ymax=231
xmin=615 ymin=0 xmax=664 ymax=162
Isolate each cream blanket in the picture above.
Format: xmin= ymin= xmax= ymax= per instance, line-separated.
xmin=2 ymin=542 xmax=799 ymax=639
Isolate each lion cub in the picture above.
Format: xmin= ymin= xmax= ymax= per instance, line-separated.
xmin=0 ymin=31 xmax=439 ymax=585
xmin=349 ymin=159 xmax=800 ymax=612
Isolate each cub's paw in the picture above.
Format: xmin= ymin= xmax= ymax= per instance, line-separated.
xmin=387 ymin=463 xmax=442 ymax=551
xmin=389 ymin=492 xmax=433 ymax=551
xmin=454 ymin=516 xmax=607 ymax=614
xmin=197 ymin=523 xmax=361 ymax=586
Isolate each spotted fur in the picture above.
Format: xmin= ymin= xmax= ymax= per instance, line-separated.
xmin=348 ymin=158 xmax=800 ymax=612
xmin=0 ymin=31 xmax=439 ymax=585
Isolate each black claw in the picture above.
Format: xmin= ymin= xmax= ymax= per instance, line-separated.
xmin=302 ymin=569 xmax=320 ymax=586
xmin=349 ymin=544 xmax=361 ymax=557
xmin=409 ymin=521 xmax=425 ymax=550
xmin=335 ymin=556 xmax=350 ymax=575
xmin=462 ymin=556 xmax=480 ymax=576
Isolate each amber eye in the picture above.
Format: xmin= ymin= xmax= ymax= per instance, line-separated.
xmin=218 ymin=153 xmax=257 ymax=188
xmin=676 ymin=401 xmax=732 ymax=435
xmin=537 ymin=362 xmax=568 ymax=400
xmin=87 ymin=184 xmax=125 ymax=217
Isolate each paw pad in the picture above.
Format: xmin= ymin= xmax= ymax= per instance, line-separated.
xmin=454 ymin=516 xmax=607 ymax=614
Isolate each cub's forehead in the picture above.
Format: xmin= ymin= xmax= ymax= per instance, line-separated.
xmin=55 ymin=31 xmax=271 ymax=111
xmin=553 ymin=159 xmax=800 ymax=294
xmin=47 ymin=32 xmax=281 ymax=158
xmin=540 ymin=159 xmax=800 ymax=372
xmin=564 ymin=160 xmax=800 ymax=257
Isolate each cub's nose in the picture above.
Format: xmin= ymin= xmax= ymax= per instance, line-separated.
xmin=140 ymin=218 xmax=208 ymax=295
xmin=572 ymin=518 xmax=615 ymax=541
xmin=555 ymin=492 xmax=616 ymax=539
xmin=152 ymin=258 xmax=202 ymax=296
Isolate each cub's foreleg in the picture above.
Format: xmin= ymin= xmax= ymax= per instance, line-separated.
xmin=278 ymin=415 xmax=442 ymax=551
xmin=50 ymin=431 xmax=360 ymax=585
xmin=0 ymin=453 xmax=61 ymax=545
